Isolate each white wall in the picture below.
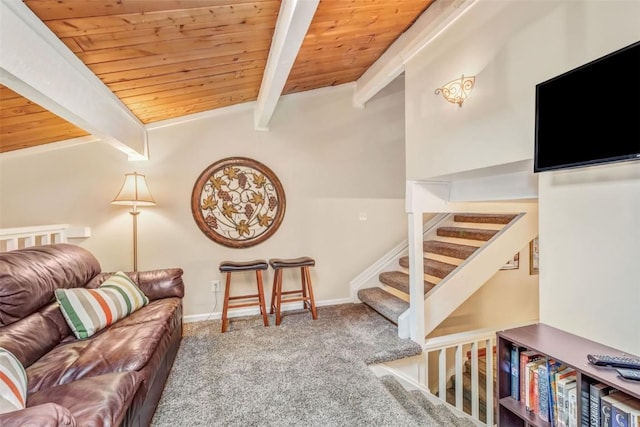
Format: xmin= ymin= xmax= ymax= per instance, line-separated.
xmin=539 ymin=162 xmax=640 ymax=355
xmin=0 ymin=80 xmax=408 ymax=318
xmin=405 ymin=0 xmax=640 ymax=354
xmin=430 ymin=239 xmax=539 ymax=338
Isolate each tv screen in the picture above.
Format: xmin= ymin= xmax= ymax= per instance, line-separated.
xmin=534 ymin=41 xmax=640 ymax=172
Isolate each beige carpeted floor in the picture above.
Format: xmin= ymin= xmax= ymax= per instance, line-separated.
xmin=151 ymin=303 xmax=470 ymax=426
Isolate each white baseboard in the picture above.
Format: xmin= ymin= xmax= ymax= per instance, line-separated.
xmin=183 ymin=297 xmax=353 ymax=323
xmin=370 ymin=361 xmax=427 ymax=392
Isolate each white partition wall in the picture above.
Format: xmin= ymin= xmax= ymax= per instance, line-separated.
xmin=403 ymin=0 xmax=640 ymax=355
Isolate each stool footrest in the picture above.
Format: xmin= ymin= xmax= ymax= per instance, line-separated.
xmin=228 ymin=294 xmax=259 ymax=300
xmin=228 ymin=301 xmax=265 ymax=309
xmin=279 ymin=290 xmax=304 ymax=296
xmin=279 ymin=297 xmax=311 ymax=304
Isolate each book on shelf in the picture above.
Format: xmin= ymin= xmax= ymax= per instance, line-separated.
xmin=526 ymin=358 xmax=547 ymax=412
xmin=511 ymin=344 xmax=520 ymax=401
xmin=534 ymin=366 xmax=542 ymax=416
xmin=548 ymin=359 xmax=568 ymax=426
xmin=590 ymin=382 xmax=615 ymax=427
xmin=556 ymin=372 xmax=577 ymax=427
xmin=602 ymin=393 xmax=633 ymax=427
xmin=567 ymin=387 xmax=578 ymax=427
xmin=611 ymin=395 xmax=640 ymax=427
xmin=582 ymin=377 xmax=595 ymax=427
xmin=520 ymin=350 xmax=543 ymax=403
xmin=538 ymin=362 xmax=551 ymax=422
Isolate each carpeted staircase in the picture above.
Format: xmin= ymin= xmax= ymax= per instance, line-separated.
xmin=357 ymin=213 xmax=517 ymax=326
xmin=443 ymin=348 xmax=497 ymax=424
xmin=379 ymin=375 xmax=478 ymax=426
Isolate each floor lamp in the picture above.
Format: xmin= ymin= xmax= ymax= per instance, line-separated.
xmin=112 ymin=172 xmax=155 ymax=272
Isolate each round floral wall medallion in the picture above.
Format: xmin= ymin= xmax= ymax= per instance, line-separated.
xmin=191 ymin=157 xmax=286 ymax=248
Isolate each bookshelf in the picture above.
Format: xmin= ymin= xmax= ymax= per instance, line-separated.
xmin=497 ymin=323 xmax=640 ymax=426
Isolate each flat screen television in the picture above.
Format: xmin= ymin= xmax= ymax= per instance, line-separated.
xmin=534 ymin=41 xmax=640 ymax=172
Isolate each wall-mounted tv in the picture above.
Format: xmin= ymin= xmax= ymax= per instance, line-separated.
xmin=534 ymin=41 xmax=640 ymax=172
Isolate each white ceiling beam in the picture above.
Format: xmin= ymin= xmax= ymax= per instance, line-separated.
xmin=0 ymin=0 xmax=147 ymax=159
xmin=254 ymin=0 xmax=320 ymax=131
xmin=353 ymin=0 xmax=477 ymax=108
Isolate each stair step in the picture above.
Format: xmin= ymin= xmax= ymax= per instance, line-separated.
xmin=380 ymin=376 xmax=477 ymax=426
xmin=446 ymin=387 xmax=488 ymax=424
xmin=453 ymin=213 xmax=517 ymax=224
xmin=437 ymin=226 xmax=498 ymax=242
xmin=464 ymin=356 xmax=497 ymax=383
xmin=423 ymin=240 xmax=478 ymax=259
xmin=448 ymin=370 xmax=492 ymax=405
xmin=379 ymin=376 xmax=432 ymax=423
xmin=398 ymin=257 xmax=457 ymax=279
xmin=357 ymin=287 xmax=408 ymax=324
xmin=379 ymin=271 xmax=436 ymax=295
xmin=409 ymin=390 xmax=478 ymax=427
xmin=446 ymin=369 xmax=497 ymax=424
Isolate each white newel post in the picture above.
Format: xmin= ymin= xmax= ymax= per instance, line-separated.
xmin=405 ymin=180 xmax=451 ymax=345
xmin=408 ymin=212 xmax=425 ymax=345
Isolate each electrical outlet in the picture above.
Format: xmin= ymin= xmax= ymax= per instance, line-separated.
xmin=211 ymin=279 xmax=221 ymax=293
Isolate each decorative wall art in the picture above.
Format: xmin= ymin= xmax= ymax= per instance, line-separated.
xmin=191 ymin=157 xmax=286 ymax=248
xmin=529 ymin=236 xmax=539 ymax=275
xmin=501 ymin=252 xmax=520 ymax=270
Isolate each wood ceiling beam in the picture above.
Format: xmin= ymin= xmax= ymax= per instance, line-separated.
xmin=353 ymin=0 xmax=477 ymax=108
xmin=0 ymin=0 xmax=147 ymax=159
xmin=254 ymin=0 xmax=320 ymax=131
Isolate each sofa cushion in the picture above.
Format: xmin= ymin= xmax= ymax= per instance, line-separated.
xmin=0 ymin=347 xmax=27 ymax=414
xmin=28 ymin=372 xmax=141 ymax=427
xmin=0 ymin=244 xmax=101 ymax=327
xmin=26 ymin=298 xmax=181 ymax=394
xmin=0 ymin=303 xmax=71 ymax=369
xmin=55 ymin=272 xmax=149 ymax=339
xmin=0 ymin=402 xmax=77 ymax=427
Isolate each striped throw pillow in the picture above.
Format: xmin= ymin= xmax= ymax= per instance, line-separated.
xmin=0 ymin=348 xmax=27 ymax=414
xmin=55 ymin=271 xmax=149 ymax=339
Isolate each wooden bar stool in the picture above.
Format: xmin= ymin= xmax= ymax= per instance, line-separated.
xmin=219 ymin=259 xmax=269 ymax=333
xmin=269 ymin=256 xmax=317 ymax=326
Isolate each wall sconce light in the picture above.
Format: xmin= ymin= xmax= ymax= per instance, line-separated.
xmin=112 ymin=172 xmax=155 ymax=272
xmin=435 ymin=75 xmax=476 ymax=107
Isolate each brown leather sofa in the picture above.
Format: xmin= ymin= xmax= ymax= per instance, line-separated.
xmin=0 ymin=244 xmax=184 ymax=427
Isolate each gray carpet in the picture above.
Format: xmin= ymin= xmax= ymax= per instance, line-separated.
xmin=151 ymin=303 xmax=458 ymax=426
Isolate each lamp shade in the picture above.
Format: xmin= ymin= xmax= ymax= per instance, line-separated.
xmin=434 ymin=75 xmax=475 ymax=107
xmin=112 ymin=172 xmax=156 ymax=206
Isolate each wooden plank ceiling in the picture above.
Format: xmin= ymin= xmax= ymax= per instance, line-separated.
xmin=0 ymin=0 xmax=434 ymax=153
xmin=0 ymin=85 xmax=90 ymax=152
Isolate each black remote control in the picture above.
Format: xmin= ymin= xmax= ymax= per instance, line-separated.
xmin=616 ymin=368 xmax=640 ymax=381
xmin=587 ymin=354 xmax=640 ymax=369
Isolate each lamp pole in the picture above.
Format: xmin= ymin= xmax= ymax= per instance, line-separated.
xmin=130 ymin=203 xmax=140 ymax=272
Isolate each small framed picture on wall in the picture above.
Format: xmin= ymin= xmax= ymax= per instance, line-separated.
xmin=530 ymin=236 xmax=539 ymax=275
xmin=501 ymin=253 xmax=520 ymax=270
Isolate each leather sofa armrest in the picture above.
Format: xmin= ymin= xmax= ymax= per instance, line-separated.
xmin=133 ymin=268 xmax=185 ymax=300
xmin=88 ymin=268 xmax=185 ymax=300
xmin=0 ymin=403 xmax=78 ymax=427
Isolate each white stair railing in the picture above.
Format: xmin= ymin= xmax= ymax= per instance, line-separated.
xmin=423 ymin=327 xmax=498 ymax=426
xmin=0 ymin=224 xmax=90 ymax=251
xmin=422 ymin=322 xmax=537 ymax=426
xmin=377 ymin=323 xmax=538 ymax=425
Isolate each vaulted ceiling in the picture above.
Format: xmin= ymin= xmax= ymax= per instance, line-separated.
xmin=0 ymin=0 xmax=469 ymax=155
